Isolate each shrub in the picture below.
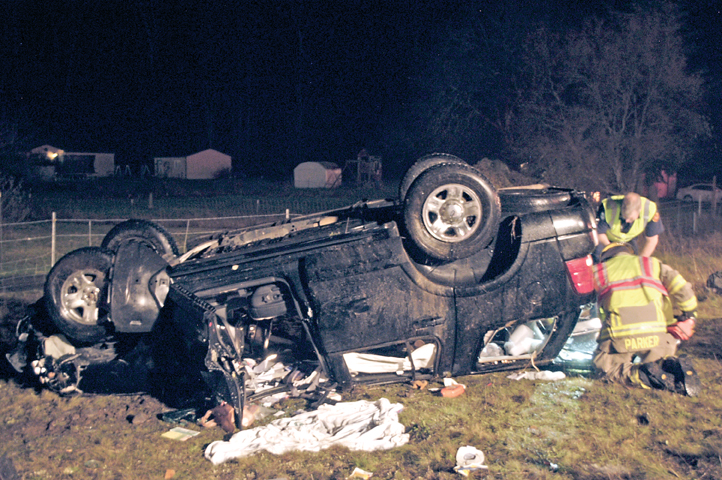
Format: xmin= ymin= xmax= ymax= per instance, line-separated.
xmin=0 ymin=173 xmax=31 ymax=223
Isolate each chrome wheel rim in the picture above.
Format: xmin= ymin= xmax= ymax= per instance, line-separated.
xmin=422 ymin=183 xmax=482 ymax=243
xmin=60 ymin=269 xmax=105 ymax=326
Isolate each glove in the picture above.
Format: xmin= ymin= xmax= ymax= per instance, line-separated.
xmin=668 ymin=317 xmax=695 ymax=341
xmin=679 ymin=310 xmax=697 ymax=321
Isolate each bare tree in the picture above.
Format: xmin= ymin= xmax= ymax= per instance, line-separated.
xmin=0 ymin=119 xmax=31 ymax=222
xmin=407 ymin=3 xmax=539 ymax=162
xmin=513 ymin=2 xmax=709 ymax=193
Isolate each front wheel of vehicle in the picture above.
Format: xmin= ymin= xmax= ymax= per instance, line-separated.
xmin=44 ymin=247 xmax=114 ymax=344
xmin=101 ymin=219 xmax=179 ymax=258
xmin=683 ymin=195 xmax=693 ymax=202
xmin=403 ymin=163 xmax=500 ymax=262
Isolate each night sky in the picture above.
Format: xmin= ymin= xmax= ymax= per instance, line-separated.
xmin=3 ymin=0 xmax=722 ymax=180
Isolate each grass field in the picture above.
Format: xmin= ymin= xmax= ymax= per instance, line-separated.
xmin=0 ymin=181 xmax=721 ymax=479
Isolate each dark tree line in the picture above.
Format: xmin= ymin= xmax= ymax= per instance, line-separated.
xmin=1 ymin=0 xmax=718 ymax=188
xmin=400 ymin=0 xmax=711 ymax=192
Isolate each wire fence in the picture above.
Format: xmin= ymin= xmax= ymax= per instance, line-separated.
xmin=0 ymin=198 xmax=717 ymax=296
xmin=657 ymin=199 xmax=722 ymax=236
xmin=0 ymin=211 xmax=296 ymax=294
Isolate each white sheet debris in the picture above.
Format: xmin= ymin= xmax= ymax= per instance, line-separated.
xmin=454 ymin=445 xmax=488 ymax=477
xmin=507 ymin=371 xmax=566 ymax=381
xmin=204 ymin=398 xmax=409 ymax=465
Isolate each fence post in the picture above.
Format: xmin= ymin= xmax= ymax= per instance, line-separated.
xmin=713 ymin=175 xmax=718 ymax=216
xmin=88 ymin=220 xmax=92 ymax=246
xmin=52 ymin=212 xmax=56 ymax=266
xmin=693 ymin=211 xmax=697 ymax=235
xmin=184 ymin=219 xmax=190 ymax=253
xmin=286 ymin=208 xmax=290 ymax=220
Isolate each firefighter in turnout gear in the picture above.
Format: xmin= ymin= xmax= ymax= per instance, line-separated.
xmin=595 ymin=192 xmax=664 ymax=261
xmin=592 ymin=243 xmax=700 ymax=396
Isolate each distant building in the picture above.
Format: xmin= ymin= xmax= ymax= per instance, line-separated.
xmin=641 ymin=170 xmax=677 ymax=200
xmin=343 ymin=150 xmax=382 ymax=186
xmin=153 ymin=156 xmax=186 ymax=178
xmin=28 ymin=145 xmax=114 ymax=179
xmin=154 ymin=149 xmax=232 ymax=179
xmin=294 ymin=161 xmax=342 ymax=188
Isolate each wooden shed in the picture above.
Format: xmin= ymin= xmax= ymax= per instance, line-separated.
xmin=294 ymin=161 xmax=342 ymax=188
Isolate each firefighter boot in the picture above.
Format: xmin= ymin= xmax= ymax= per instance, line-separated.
xmin=663 ymin=355 xmax=701 ymax=397
xmin=637 ymin=360 xmax=676 ymax=392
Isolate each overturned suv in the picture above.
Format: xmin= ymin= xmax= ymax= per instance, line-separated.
xmin=12 ymin=154 xmax=598 ymax=429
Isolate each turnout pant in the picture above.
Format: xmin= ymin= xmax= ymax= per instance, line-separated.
xmin=593 ymin=333 xmax=678 ymax=387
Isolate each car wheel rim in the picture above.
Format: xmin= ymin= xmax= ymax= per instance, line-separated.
xmin=60 ymin=269 xmax=104 ymax=325
xmin=422 ymin=183 xmax=482 ymax=243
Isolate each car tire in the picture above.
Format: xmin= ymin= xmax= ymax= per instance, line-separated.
xmin=399 ymin=153 xmax=468 ymax=202
xmin=44 ymin=247 xmax=114 ymax=344
xmin=403 ymin=163 xmax=500 ymax=262
xmin=101 ymin=219 xmax=179 ymax=258
xmin=498 ymin=187 xmax=571 ymax=213
xmin=683 ymin=195 xmax=693 ymax=202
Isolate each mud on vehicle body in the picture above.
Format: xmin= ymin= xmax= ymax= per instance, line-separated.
xmin=11 ymin=154 xmax=599 ymax=430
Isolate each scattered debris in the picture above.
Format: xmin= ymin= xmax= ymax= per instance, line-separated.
xmin=204 ymin=398 xmax=408 ymax=464
xmin=162 ymin=427 xmax=201 ymax=441
xmin=507 ymin=371 xmax=566 ymax=381
xmin=707 ymin=271 xmax=722 ymax=294
xmin=453 ymin=446 xmax=488 ymax=477
xmin=199 ymin=402 xmax=236 ymax=433
xmin=161 ymin=408 xmax=198 ymax=424
xmin=411 ymin=380 xmax=428 ymax=390
xmin=349 ymin=466 xmax=374 ymax=479
xmin=441 ymin=378 xmax=466 ymax=398
xmin=164 ymin=469 xmax=176 ymax=479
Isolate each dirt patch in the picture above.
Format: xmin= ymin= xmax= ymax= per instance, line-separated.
xmin=0 ymin=298 xmax=224 ymax=478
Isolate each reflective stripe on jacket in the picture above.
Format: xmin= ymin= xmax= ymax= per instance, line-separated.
xmin=602 ymin=195 xmax=657 ymax=243
xmin=593 ymin=254 xmax=693 ymax=352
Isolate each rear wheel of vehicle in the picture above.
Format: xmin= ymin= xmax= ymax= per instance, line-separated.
xmin=403 ymin=163 xmax=500 ymax=261
xmin=101 ymin=219 xmax=179 ymax=258
xmin=498 ymin=186 xmax=571 ymax=213
xmin=44 ymin=247 xmax=114 ymax=344
xmin=399 ymin=153 xmax=467 ymax=201
xmin=683 ymin=195 xmax=693 ymax=202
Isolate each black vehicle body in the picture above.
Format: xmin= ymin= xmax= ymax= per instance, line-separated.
xmin=14 ymin=156 xmax=598 ymax=429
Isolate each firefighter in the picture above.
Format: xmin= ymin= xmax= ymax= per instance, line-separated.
xmin=592 ymin=242 xmax=700 ymax=396
xmin=595 ymin=192 xmax=664 ymax=261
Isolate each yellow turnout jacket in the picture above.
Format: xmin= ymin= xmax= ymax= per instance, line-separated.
xmin=593 ymin=253 xmax=697 ymax=353
xmin=602 ymin=195 xmax=658 ymax=243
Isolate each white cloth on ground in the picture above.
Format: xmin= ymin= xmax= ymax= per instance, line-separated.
xmin=507 ymin=370 xmax=566 ymax=381
xmin=204 ymin=398 xmax=409 ymax=465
